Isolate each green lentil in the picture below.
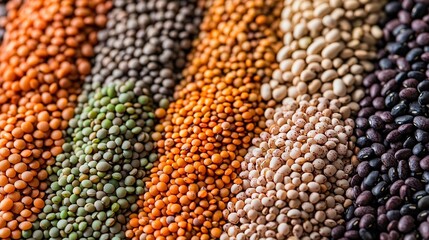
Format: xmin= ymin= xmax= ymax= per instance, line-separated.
xmin=35 ymin=82 xmax=155 ymax=239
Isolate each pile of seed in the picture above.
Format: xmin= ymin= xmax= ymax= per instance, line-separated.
xmin=262 ymin=0 xmax=384 ymax=112
xmin=31 ymin=82 xmax=155 ymax=240
xmin=0 ymin=1 xmax=109 ymax=239
xmin=338 ymin=1 xmax=429 ymax=239
xmin=89 ymin=0 xmax=204 ymax=108
xmin=127 ymin=0 xmax=282 ymax=239
xmin=222 ymin=96 xmax=354 ymax=240
xmin=30 ymin=0 xmax=207 ymax=239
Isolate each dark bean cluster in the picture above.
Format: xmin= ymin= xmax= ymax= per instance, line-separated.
xmin=88 ymin=0 xmax=204 ymax=108
xmin=334 ymin=1 xmax=429 ymax=239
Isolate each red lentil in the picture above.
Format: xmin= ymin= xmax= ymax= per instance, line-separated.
xmin=128 ymin=0 xmax=283 ymax=239
xmin=0 ymin=0 xmax=110 ymax=238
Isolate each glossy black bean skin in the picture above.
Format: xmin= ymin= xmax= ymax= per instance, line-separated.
xmin=341 ymin=1 xmax=429 ymax=239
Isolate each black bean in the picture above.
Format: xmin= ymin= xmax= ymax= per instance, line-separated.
xmin=400 ymin=204 xmax=419 ymax=216
xmin=378 ymin=214 xmax=389 ymax=230
xmin=358 ymin=147 xmax=375 ymax=161
xmin=389 ymin=167 xmax=400 ymax=182
xmin=346 ymin=218 xmax=360 ymax=230
xmin=391 ymin=102 xmax=408 ymax=117
xmin=387 ymin=210 xmax=402 ymax=221
xmin=409 ymin=101 xmax=426 ymax=115
xmin=357 ymin=162 xmax=371 ymax=178
xmin=396 ymin=115 xmax=414 ymax=125
xmin=390 ymin=180 xmax=405 ymax=195
xmin=364 ymin=171 xmax=380 ymax=188
xmin=332 ymin=226 xmax=345 ymax=239
xmin=359 ymin=228 xmax=374 ymax=240
xmin=372 ymin=181 xmax=389 ymax=197
xmin=405 ymin=177 xmax=424 ymax=190
xmin=415 ymin=129 xmax=429 ymax=142
xmin=386 ymin=130 xmax=401 ymax=143
xmin=345 ymin=205 xmax=355 ymax=221
xmin=356 ymin=190 xmax=373 ymax=206
xmin=419 ymin=91 xmax=429 ymax=105
xmin=381 ymin=152 xmax=397 ymax=168
xmin=354 ymin=206 xmax=376 ymax=217
xmin=420 ymin=156 xmax=429 ymax=170
xmin=398 ymin=215 xmax=416 ymax=233
xmin=369 ymin=158 xmax=382 ymax=168
xmin=412 ymin=3 xmax=428 ymax=19
xmin=386 ymin=92 xmax=401 ymax=108
xmin=378 ymin=69 xmax=398 ymax=82
xmin=418 ymin=80 xmax=429 ymax=92
xmin=372 ymin=143 xmax=386 ymax=156
xmin=385 ymin=1 xmax=401 ymax=15
xmin=409 ymin=71 xmax=426 ymax=81
xmin=406 ymin=48 xmax=424 ymax=62
xmin=395 ymin=148 xmax=412 ymax=159
xmin=418 ymin=196 xmax=429 ymax=210
xmin=419 ymin=221 xmax=429 ymax=239
xmin=344 ymin=1 xmax=429 ymax=239
xmin=344 ymin=230 xmax=360 ymax=239
xmin=386 ymin=196 xmax=403 ymax=210
xmin=400 ymin=184 xmax=412 ymax=201
xmin=380 ymin=58 xmax=395 ymax=69
xmin=388 ymin=220 xmax=399 ymax=231
xmin=398 ymin=160 xmax=411 ymax=179
xmin=412 ymin=142 xmax=426 ymax=156
xmin=409 ymin=156 xmax=422 ymax=172
xmin=404 ymin=136 xmax=418 ymax=148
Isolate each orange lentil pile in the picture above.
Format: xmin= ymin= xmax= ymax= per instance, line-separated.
xmin=127 ymin=0 xmax=283 ymax=239
xmin=0 ymin=0 xmax=109 ymax=239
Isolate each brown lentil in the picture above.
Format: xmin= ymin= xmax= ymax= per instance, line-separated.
xmin=0 ymin=0 xmax=109 ymax=239
xmin=129 ymin=0 xmax=283 ymax=239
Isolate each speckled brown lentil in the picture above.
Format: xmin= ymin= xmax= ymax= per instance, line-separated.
xmin=222 ymin=96 xmax=355 ymax=240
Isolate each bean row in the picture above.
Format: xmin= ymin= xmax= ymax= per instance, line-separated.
xmin=0 ymin=1 xmax=109 ymax=239
xmin=342 ymin=1 xmax=429 ymax=239
xmin=128 ymin=0 xmax=283 ymax=239
xmin=223 ymin=0 xmax=386 ymax=239
xmin=33 ymin=0 xmax=205 ymax=239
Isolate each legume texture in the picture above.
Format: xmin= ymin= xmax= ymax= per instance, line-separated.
xmin=0 ymin=0 xmax=110 ymax=239
xmin=222 ymin=0 xmax=385 ymax=239
xmin=128 ymin=0 xmax=283 ymax=239
xmin=32 ymin=0 xmax=205 ymax=239
xmin=340 ymin=1 xmax=429 ymax=239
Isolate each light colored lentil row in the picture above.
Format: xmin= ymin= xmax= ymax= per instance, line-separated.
xmin=31 ymin=0 xmax=206 ymax=239
xmin=0 ymin=0 xmax=109 ymax=239
xmin=127 ymin=0 xmax=283 ymax=239
xmin=222 ymin=96 xmax=355 ymax=239
xmin=222 ymin=0 xmax=386 ymax=239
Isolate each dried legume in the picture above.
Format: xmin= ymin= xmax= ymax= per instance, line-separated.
xmin=222 ymin=96 xmax=355 ymax=239
xmin=342 ymin=1 xmax=429 ymax=239
xmin=33 ymin=81 xmax=155 ymax=240
xmin=262 ymin=0 xmax=384 ymax=111
xmin=32 ymin=1 xmax=205 ymax=239
xmin=0 ymin=0 xmax=109 ymax=239
xmin=90 ymin=0 xmax=204 ymax=108
xmin=128 ymin=0 xmax=282 ymax=239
